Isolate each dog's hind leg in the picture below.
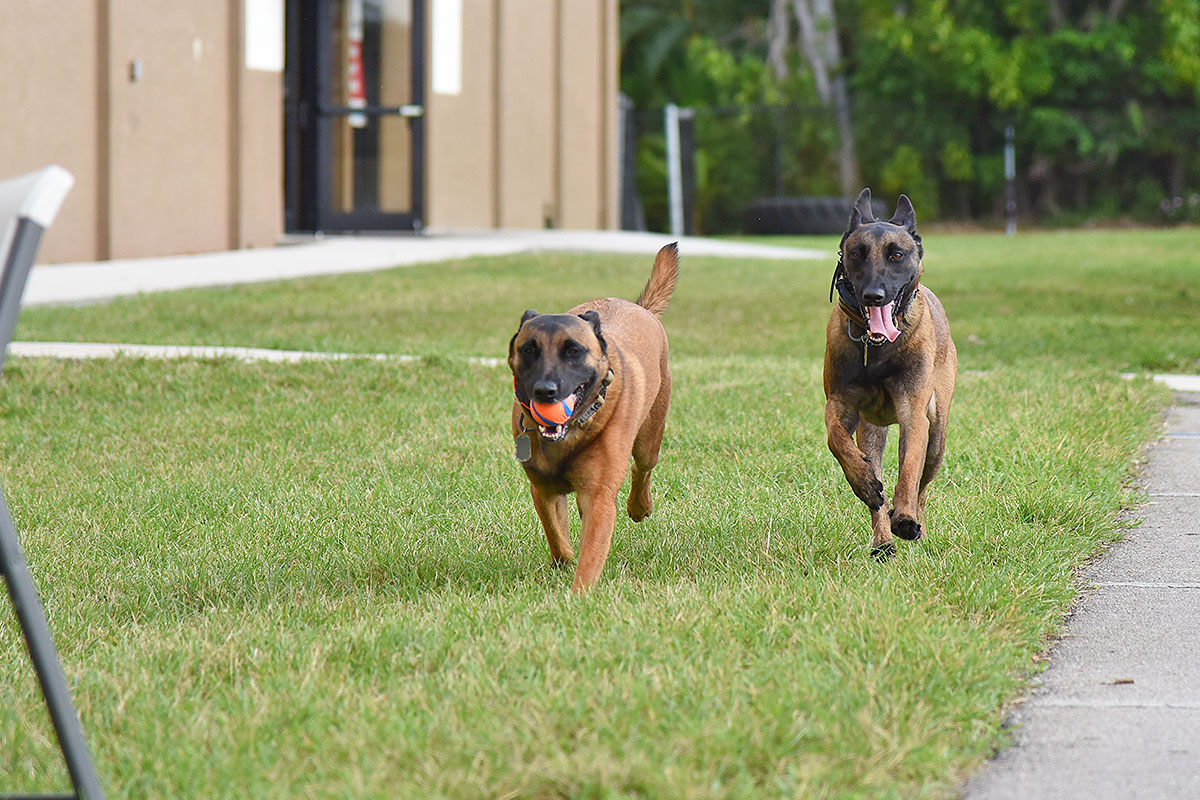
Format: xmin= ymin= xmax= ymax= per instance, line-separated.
xmin=856 ymin=421 xmax=894 ymax=558
xmin=628 ymin=372 xmax=671 ymax=522
xmin=531 ymin=483 xmax=573 ymax=566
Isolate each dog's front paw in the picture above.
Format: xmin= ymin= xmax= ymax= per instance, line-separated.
xmin=853 ymin=476 xmax=886 ymax=511
xmin=889 ymin=511 xmax=924 ymax=541
xmin=870 ymin=541 xmax=897 ymax=561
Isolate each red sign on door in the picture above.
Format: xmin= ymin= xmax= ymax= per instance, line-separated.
xmin=346 ymin=0 xmax=366 ymax=128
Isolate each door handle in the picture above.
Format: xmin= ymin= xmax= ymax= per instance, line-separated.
xmin=317 ymin=103 xmax=424 ymax=118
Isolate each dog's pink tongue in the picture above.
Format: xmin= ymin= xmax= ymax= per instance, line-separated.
xmin=867 ymin=305 xmax=901 ymax=342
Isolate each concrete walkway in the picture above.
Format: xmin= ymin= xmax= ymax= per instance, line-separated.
xmin=5 ymin=341 xmax=505 ymax=368
xmin=962 ymin=388 xmax=1200 ymax=799
xmin=26 ymin=229 xmax=824 ymax=307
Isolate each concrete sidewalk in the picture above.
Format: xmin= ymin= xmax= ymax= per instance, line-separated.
xmin=26 ymin=229 xmax=824 ymax=307
xmin=962 ymin=389 xmax=1200 ymax=799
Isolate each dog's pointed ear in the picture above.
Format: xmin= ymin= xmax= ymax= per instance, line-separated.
xmin=888 ymin=194 xmax=917 ymax=234
xmin=848 ymin=187 xmax=875 ymax=230
xmin=509 ymin=310 xmax=540 ymax=361
xmin=578 ymin=310 xmax=607 ymax=356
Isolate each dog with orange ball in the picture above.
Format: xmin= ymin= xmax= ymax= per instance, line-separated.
xmin=508 ymin=243 xmax=679 ymax=591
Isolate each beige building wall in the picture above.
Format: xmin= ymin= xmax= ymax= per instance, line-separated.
xmin=238 ymin=66 xmax=285 ymax=250
xmin=107 ymin=0 xmax=234 ymax=258
xmin=0 ymin=0 xmax=282 ymax=262
xmin=496 ymin=0 xmax=556 ymax=229
xmin=558 ymin=0 xmax=610 ymax=230
xmin=427 ymin=0 xmax=618 ymax=231
xmin=2 ymin=0 xmax=613 ymax=261
xmin=0 ymin=1 xmax=104 ymax=263
xmin=426 ymin=0 xmax=498 ymax=228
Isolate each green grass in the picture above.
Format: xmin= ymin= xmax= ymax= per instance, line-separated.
xmin=0 ymin=228 xmax=1186 ymax=797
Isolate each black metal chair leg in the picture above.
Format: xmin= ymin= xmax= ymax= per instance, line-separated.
xmin=1 ymin=493 xmax=105 ymax=800
xmin=0 ymin=166 xmax=104 ymax=799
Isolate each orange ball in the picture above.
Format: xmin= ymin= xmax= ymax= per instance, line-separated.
xmin=530 ymin=394 xmax=576 ymax=426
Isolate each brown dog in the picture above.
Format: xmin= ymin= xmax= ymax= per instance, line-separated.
xmin=508 ymin=243 xmax=678 ymax=591
xmin=824 ymin=189 xmax=957 ymax=558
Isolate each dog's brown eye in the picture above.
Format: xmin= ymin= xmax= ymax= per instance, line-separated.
xmin=889 ymin=250 xmax=904 ymax=261
xmin=521 ymin=343 xmax=540 ymax=359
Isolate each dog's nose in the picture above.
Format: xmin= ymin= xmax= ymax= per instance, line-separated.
xmin=532 ymin=380 xmax=559 ymax=402
xmin=860 ymin=286 xmax=887 ymax=305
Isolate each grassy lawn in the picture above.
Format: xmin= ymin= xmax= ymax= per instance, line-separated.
xmin=0 ymin=228 xmax=1189 ymax=797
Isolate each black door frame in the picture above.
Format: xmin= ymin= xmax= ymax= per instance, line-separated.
xmin=285 ymin=0 xmax=425 ymax=233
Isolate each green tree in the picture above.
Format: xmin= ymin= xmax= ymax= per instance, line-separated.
xmin=847 ymin=0 xmax=1200 ymax=220
xmin=619 ymin=0 xmax=1200 ymax=229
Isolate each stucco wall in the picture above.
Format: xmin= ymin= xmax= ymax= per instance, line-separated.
xmin=0 ymin=1 xmax=104 ymax=262
xmin=426 ymin=0 xmax=618 ymax=231
xmin=107 ymin=0 xmax=234 ymax=257
xmin=239 ymin=64 xmax=285 ymax=250
xmin=558 ymin=0 xmax=609 ymax=230
xmin=425 ymin=0 xmax=498 ymax=229
xmin=496 ymin=0 xmax=556 ymax=229
xmin=1 ymin=0 xmax=611 ymax=261
xmin=0 ymin=0 xmax=282 ymax=262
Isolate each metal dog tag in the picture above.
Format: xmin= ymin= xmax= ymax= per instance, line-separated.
xmin=514 ymin=433 xmax=532 ymax=462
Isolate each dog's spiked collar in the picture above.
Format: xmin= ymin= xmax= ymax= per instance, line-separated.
xmin=568 ymin=368 xmax=613 ymax=428
xmin=830 ymin=253 xmax=916 ymax=346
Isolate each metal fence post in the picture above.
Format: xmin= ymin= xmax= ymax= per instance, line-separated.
xmin=1005 ymin=125 xmax=1017 ymax=236
xmin=665 ymin=103 xmax=684 ymax=238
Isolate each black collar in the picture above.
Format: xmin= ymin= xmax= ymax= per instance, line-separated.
xmin=830 ymin=257 xmax=867 ymax=328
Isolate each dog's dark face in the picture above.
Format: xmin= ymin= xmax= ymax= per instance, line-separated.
xmin=839 ymin=188 xmax=925 ymax=342
xmin=508 ymin=309 xmax=608 ymax=440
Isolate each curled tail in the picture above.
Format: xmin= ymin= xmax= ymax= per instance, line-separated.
xmin=636 ymin=242 xmax=679 ymax=317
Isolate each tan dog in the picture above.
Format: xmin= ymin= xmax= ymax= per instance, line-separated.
xmin=824 ymin=189 xmax=957 ymax=558
xmin=508 ymin=243 xmax=678 ymax=591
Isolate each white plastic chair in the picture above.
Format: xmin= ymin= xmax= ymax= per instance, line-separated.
xmin=0 ymin=166 xmax=105 ymax=800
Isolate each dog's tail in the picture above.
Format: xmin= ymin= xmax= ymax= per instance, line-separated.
xmin=636 ymin=242 xmax=679 ymax=318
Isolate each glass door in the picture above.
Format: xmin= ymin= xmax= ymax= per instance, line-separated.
xmin=286 ymin=0 xmax=425 ymax=233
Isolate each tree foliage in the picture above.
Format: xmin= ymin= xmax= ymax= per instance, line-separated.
xmin=620 ymin=0 xmax=1200 ymax=229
